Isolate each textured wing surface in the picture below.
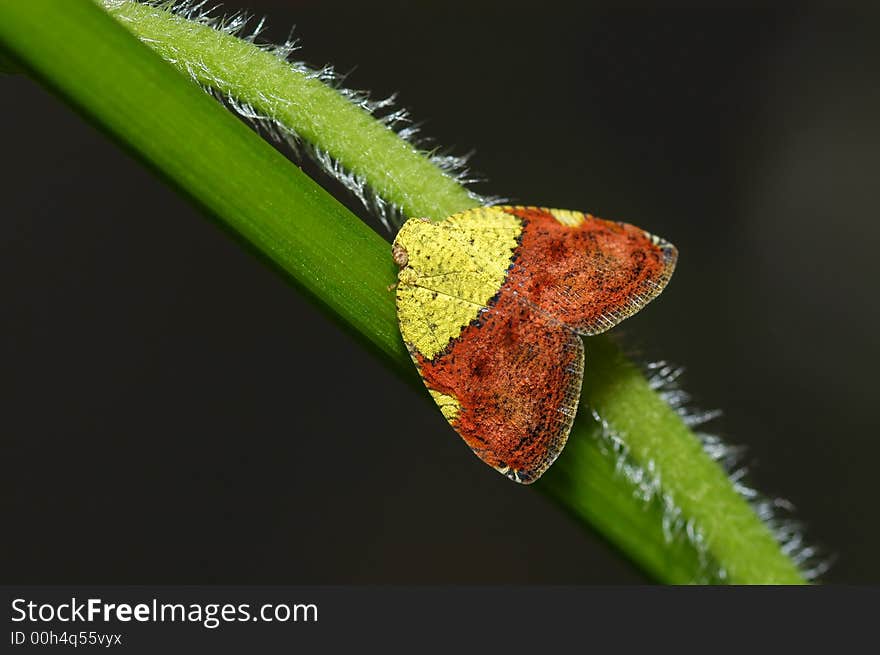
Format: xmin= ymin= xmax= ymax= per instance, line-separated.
xmin=394 ymin=208 xmax=522 ymax=360
xmin=499 ymin=206 xmax=677 ymax=335
xmin=412 ymin=293 xmax=583 ymax=484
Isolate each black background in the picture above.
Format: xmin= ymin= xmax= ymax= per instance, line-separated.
xmin=3 ymin=4 xmax=879 ymax=583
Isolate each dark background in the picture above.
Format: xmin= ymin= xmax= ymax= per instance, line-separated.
xmin=3 ymin=5 xmax=878 ymax=583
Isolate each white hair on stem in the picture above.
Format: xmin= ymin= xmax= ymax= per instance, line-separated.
xmin=105 ymin=0 xmax=500 ymax=231
xmin=598 ymin=356 xmax=832 ymax=582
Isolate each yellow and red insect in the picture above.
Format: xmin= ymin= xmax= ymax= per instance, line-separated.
xmin=393 ymin=206 xmax=677 ymax=483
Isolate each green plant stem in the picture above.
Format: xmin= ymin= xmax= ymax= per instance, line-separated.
xmin=0 ymin=0 xmax=807 ymax=583
xmin=105 ymin=0 xmax=476 ymax=221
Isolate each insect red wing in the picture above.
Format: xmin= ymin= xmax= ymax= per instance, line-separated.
xmin=413 ymin=292 xmax=584 ymax=484
xmin=500 ymin=207 xmax=677 ymax=335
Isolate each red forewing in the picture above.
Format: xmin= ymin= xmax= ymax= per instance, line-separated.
xmin=413 ymin=290 xmax=583 ymax=484
xmin=501 ymin=206 xmax=677 ymax=335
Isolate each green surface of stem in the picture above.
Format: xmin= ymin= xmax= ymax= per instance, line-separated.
xmin=105 ymin=0 xmax=477 ymax=221
xmin=0 ymin=0 xmax=807 ymax=583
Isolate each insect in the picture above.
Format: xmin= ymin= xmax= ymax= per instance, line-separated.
xmin=392 ymin=206 xmax=677 ymax=483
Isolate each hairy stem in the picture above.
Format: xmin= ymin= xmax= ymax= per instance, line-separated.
xmin=105 ymin=0 xmax=478 ymax=224
xmin=0 ymin=0 xmax=809 ymax=583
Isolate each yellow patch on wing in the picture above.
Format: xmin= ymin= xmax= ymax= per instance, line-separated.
xmin=394 ymin=285 xmax=482 ymax=360
xmin=393 ymin=207 xmax=522 ymax=360
xmin=547 ymin=208 xmax=585 ymax=227
xmin=428 ymin=389 xmax=461 ymax=422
